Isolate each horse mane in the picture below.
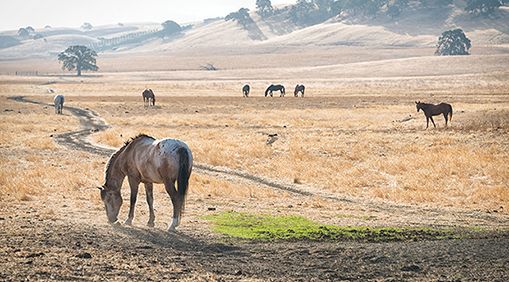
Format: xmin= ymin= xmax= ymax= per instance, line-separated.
xmin=104 ymin=134 xmax=155 ymax=186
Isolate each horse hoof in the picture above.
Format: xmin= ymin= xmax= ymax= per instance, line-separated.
xmin=124 ymin=219 xmax=133 ymax=226
xmin=147 ymin=222 xmax=155 ymax=228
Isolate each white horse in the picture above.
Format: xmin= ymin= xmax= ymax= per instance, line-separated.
xmin=53 ymin=94 xmax=64 ymax=114
xmin=99 ymin=134 xmax=193 ymax=231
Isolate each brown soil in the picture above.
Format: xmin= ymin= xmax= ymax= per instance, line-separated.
xmin=1 ymin=208 xmax=508 ymax=281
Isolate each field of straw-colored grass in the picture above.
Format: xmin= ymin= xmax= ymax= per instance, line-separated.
xmin=99 ymin=104 xmax=508 ymax=212
xmin=1 ymin=50 xmax=508 ymax=228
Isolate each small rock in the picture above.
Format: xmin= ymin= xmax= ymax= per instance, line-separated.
xmin=401 ymin=265 xmax=421 ymax=272
xmin=76 ymin=252 xmax=92 ymax=259
xmin=26 ymin=252 xmax=45 ymax=258
xmin=208 ymin=207 xmax=216 ymax=211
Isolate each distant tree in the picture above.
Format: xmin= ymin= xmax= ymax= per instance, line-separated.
xmin=58 ymin=45 xmax=98 ymax=76
xmin=435 ymin=29 xmax=471 ymax=56
xmin=17 ymin=28 xmax=29 ymax=38
xmin=81 ymin=22 xmax=93 ymax=30
xmin=160 ymin=20 xmax=182 ymax=38
xmin=44 ymin=25 xmax=52 ymax=29
xmin=465 ymin=0 xmax=502 ymax=16
xmin=257 ymin=0 xmax=274 ymax=18
xmin=25 ymin=26 xmax=35 ymax=33
xmin=225 ymin=8 xmax=254 ymax=28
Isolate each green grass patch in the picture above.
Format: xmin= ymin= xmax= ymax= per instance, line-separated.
xmin=204 ymin=211 xmax=457 ymax=242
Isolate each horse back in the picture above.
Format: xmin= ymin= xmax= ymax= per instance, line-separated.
xmin=130 ymin=138 xmax=192 ymax=183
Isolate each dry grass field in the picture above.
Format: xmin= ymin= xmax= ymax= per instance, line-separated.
xmin=1 ymin=48 xmax=509 ymax=280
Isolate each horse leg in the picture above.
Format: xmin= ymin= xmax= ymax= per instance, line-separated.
xmin=125 ymin=176 xmax=140 ymax=225
xmin=144 ymin=183 xmax=155 ymax=227
xmin=164 ymin=179 xmax=180 ymax=231
xmin=444 ymin=113 xmax=448 ymax=127
xmin=430 ymin=116 xmax=436 ymax=128
xmin=426 ymin=117 xmax=429 ymax=129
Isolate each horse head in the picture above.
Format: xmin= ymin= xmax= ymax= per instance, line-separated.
xmin=415 ymin=101 xmax=421 ymax=112
xmin=98 ymin=184 xmax=122 ymax=224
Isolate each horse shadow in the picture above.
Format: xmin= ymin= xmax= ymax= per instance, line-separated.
xmin=113 ymin=225 xmax=246 ymax=256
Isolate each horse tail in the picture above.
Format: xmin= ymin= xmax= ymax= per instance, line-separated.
xmin=448 ymin=105 xmax=453 ymax=122
xmin=177 ymin=147 xmax=191 ymax=212
xmin=265 ymin=87 xmax=269 ymax=97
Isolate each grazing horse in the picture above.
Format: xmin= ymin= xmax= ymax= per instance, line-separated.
xmin=53 ymin=94 xmax=64 ymax=114
xmin=242 ymin=84 xmax=250 ymax=97
xmin=142 ymin=89 xmax=156 ymax=107
xmin=99 ymin=134 xmax=193 ymax=231
xmin=294 ymin=84 xmax=305 ymax=97
xmin=265 ymin=84 xmax=285 ymax=97
xmin=415 ymin=101 xmax=453 ymax=128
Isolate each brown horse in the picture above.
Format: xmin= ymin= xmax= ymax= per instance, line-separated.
xmin=142 ymin=89 xmax=155 ymax=107
xmin=294 ymin=84 xmax=305 ymax=97
xmin=99 ymin=134 xmax=193 ymax=231
xmin=415 ymin=101 xmax=453 ymax=128
xmin=242 ymin=84 xmax=250 ymax=97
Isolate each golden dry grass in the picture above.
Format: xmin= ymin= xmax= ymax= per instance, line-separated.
xmin=73 ymin=93 xmax=509 ymax=213
xmin=1 ymin=50 xmax=508 ymax=228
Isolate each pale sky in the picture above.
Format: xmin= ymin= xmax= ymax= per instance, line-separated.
xmin=0 ymin=0 xmax=296 ymax=31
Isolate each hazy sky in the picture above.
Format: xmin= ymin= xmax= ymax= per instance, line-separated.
xmin=0 ymin=0 xmax=296 ymax=31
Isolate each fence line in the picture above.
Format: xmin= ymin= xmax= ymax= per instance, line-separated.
xmin=87 ymin=28 xmax=161 ymax=52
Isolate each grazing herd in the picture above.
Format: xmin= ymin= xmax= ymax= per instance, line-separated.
xmin=50 ymin=86 xmax=453 ymax=231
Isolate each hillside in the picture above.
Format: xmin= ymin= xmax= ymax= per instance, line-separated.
xmin=0 ymin=1 xmax=508 ymax=61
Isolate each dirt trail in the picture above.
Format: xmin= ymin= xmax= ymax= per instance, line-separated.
xmin=9 ymin=96 xmax=509 ymax=228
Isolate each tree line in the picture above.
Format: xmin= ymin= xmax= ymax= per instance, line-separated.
xmin=249 ymin=0 xmax=509 ymax=26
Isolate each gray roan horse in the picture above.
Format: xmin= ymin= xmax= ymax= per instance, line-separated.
xmin=99 ymin=134 xmax=193 ymax=231
xmin=242 ymin=84 xmax=250 ymax=97
xmin=265 ymin=84 xmax=285 ymax=97
xmin=294 ymin=84 xmax=305 ymax=97
xmin=142 ymin=89 xmax=156 ymax=107
xmin=415 ymin=101 xmax=453 ymax=128
xmin=53 ymin=94 xmax=64 ymax=114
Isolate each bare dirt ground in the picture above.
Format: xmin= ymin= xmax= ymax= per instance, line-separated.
xmin=1 ymin=91 xmax=508 ymax=281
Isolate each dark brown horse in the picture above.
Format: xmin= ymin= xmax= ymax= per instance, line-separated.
xmin=415 ymin=101 xmax=453 ymax=128
xmin=294 ymin=84 xmax=305 ymax=97
xmin=142 ymin=89 xmax=155 ymax=107
xmin=242 ymin=84 xmax=250 ymax=97
xmin=265 ymin=84 xmax=285 ymax=97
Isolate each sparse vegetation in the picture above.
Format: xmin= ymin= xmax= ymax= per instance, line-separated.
xmin=204 ymin=211 xmax=456 ymax=241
